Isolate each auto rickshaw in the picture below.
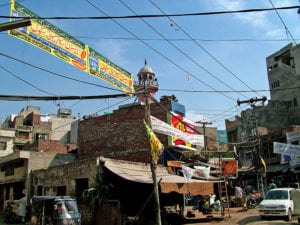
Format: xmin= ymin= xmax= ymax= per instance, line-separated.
xmin=30 ymin=196 xmax=81 ymax=225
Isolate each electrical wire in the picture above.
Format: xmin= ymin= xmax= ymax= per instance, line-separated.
xmin=0 ymin=51 xmax=124 ymax=92
xmin=147 ymin=0 xmax=260 ymax=98
xmin=118 ymin=0 xmax=250 ymax=100
xmin=85 ymin=0 xmax=237 ymax=102
xmin=2 ymin=5 xmax=299 ymax=20
xmin=0 ymin=65 xmax=56 ymax=96
xmin=268 ymin=0 xmax=297 ymax=44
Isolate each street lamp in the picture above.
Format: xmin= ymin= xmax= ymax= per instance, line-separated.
xmin=0 ymin=19 xmax=31 ymax=32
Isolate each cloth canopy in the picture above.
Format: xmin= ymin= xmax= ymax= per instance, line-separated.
xmin=101 ymin=157 xmax=215 ymax=195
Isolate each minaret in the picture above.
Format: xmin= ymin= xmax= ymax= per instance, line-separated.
xmin=134 ymin=60 xmax=159 ymax=104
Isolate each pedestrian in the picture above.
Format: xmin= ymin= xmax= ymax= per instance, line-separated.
xmin=268 ymin=179 xmax=277 ymax=190
xmin=235 ymin=185 xmax=244 ymax=207
xmin=244 ymin=185 xmax=254 ymax=195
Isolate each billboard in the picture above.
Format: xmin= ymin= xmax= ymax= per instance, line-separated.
xmin=217 ymin=130 xmax=228 ymax=144
xmin=221 ymin=159 xmax=237 ymax=177
xmin=9 ymin=0 xmax=134 ymax=94
xmin=168 ymin=112 xmax=198 ymax=147
xmin=151 ymin=115 xmax=204 ymax=147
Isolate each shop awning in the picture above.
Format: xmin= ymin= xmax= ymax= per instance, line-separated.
xmin=101 ymin=157 xmax=215 ymax=195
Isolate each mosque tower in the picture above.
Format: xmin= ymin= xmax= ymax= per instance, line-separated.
xmin=134 ymin=60 xmax=159 ymax=104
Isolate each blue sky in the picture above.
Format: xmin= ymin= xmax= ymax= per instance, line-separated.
xmin=0 ymin=0 xmax=299 ymax=130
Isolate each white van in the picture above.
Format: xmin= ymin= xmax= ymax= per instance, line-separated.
xmin=259 ymin=188 xmax=295 ymax=221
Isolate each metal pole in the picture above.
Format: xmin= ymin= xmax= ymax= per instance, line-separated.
xmin=144 ymin=82 xmax=162 ymax=225
xmin=196 ymin=120 xmax=212 ymax=153
xmin=0 ymin=19 xmax=31 ymax=32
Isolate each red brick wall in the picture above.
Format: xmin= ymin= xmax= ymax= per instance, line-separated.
xmin=78 ymin=101 xmax=171 ymax=163
xmin=23 ymin=139 xmax=69 ymax=153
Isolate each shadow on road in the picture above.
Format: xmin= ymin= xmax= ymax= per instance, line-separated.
xmin=239 ymin=215 xmax=299 ymax=225
xmin=238 ymin=215 xmax=261 ymax=224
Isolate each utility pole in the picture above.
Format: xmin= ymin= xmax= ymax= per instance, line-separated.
xmin=196 ymin=120 xmax=212 ymax=153
xmin=237 ymin=96 xmax=267 ymax=195
xmin=144 ymin=82 xmax=162 ymax=225
xmin=0 ymin=19 xmax=31 ymax=32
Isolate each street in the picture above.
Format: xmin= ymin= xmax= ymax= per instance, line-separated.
xmin=0 ymin=207 xmax=299 ymax=225
xmin=182 ymin=207 xmax=300 ymax=225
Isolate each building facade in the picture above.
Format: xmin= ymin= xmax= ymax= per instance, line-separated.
xmin=0 ymin=106 xmax=78 ymax=212
xmin=225 ymin=42 xmax=300 ymax=188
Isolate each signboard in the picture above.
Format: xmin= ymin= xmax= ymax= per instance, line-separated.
xmin=217 ymin=130 xmax=228 ymax=144
xmin=286 ymin=131 xmax=300 ymax=143
xmin=9 ymin=0 xmax=134 ymax=94
xmin=221 ymin=159 xmax=237 ymax=177
xmin=151 ymin=115 xmax=204 ymax=147
xmin=273 ymin=142 xmax=300 ymax=166
xmin=168 ymin=112 xmax=202 ymax=147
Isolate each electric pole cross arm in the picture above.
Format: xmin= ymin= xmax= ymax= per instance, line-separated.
xmin=237 ymin=96 xmax=267 ymax=106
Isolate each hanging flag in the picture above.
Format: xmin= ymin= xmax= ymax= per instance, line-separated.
xmin=259 ymin=155 xmax=267 ymax=177
xmin=143 ymin=120 xmax=164 ymax=161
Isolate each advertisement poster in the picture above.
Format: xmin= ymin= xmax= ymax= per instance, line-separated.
xmin=169 ymin=112 xmax=197 ymax=147
xmin=9 ymin=0 xmax=134 ymax=94
xmin=221 ymin=159 xmax=237 ymax=177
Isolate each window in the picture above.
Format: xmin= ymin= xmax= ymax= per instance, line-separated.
xmin=271 ymin=80 xmax=280 ymax=89
xmin=56 ymin=186 xmax=66 ymax=196
xmin=35 ymin=133 xmax=49 ymax=141
xmin=0 ymin=141 xmax=7 ymax=150
xmin=294 ymin=98 xmax=298 ymax=107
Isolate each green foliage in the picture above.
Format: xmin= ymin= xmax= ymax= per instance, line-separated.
xmin=82 ymin=176 xmax=109 ymax=213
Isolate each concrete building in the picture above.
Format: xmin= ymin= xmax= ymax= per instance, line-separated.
xmin=225 ymin=42 xmax=300 ymax=188
xmin=0 ymin=129 xmax=15 ymax=156
xmin=0 ymin=106 xmax=78 ymax=212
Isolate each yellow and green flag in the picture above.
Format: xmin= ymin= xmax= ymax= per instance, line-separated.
xmin=259 ymin=154 xmax=267 ymax=177
xmin=144 ymin=120 xmax=163 ymax=161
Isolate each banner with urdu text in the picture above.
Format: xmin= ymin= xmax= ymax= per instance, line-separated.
xmin=9 ymin=0 xmax=134 ymax=94
xmin=150 ymin=115 xmax=204 ymax=147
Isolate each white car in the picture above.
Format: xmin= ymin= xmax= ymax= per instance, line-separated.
xmin=259 ymin=188 xmax=295 ymax=221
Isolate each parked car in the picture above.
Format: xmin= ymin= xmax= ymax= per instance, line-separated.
xmin=259 ymin=188 xmax=295 ymax=221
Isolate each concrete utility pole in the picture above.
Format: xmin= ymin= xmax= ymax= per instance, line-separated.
xmin=196 ymin=120 xmax=212 ymax=153
xmin=237 ymin=96 xmax=267 ymax=196
xmin=144 ymin=83 xmax=162 ymax=225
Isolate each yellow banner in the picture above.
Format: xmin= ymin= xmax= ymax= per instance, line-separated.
xmin=9 ymin=0 xmax=134 ymax=94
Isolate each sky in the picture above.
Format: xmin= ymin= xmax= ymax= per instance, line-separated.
xmin=0 ymin=0 xmax=299 ymax=130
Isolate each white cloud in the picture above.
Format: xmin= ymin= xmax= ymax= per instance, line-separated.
xmin=93 ymin=40 xmax=131 ymax=69
xmin=206 ymin=0 xmax=269 ymax=28
xmin=186 ymin=110 xmax=205 ymax=123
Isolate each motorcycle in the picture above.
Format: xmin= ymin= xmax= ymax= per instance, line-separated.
xmin=246 ymin=192 xmax=262 ymax=210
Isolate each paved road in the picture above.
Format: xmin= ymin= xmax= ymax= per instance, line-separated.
xmin=1 ymin=208 xmax=299 ymax=225
xmin=182 ymin=207 xmax=300 ymax=225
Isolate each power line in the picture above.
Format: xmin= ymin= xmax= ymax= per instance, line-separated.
xmin=0 ymin=65 xmax=55 ymax=96
xmin=148 ymin=0 xmax=260 ymax=98
xmin=119 ymin=0 xmax=248 ymax=99
xmin=85 ymin=0 xmax=237 ymax=102
xmin=160 ymin=85 xmax=300 ymax=93
xmin=2 ymin=5 xmax=299 ymax=20
xmin=0 ymin=52 xmax=123 ymax=92
xmin=0 ymin=93 xmax=130 ymax=101
xmin=268 ymin=0 xmax=297 ymax=44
